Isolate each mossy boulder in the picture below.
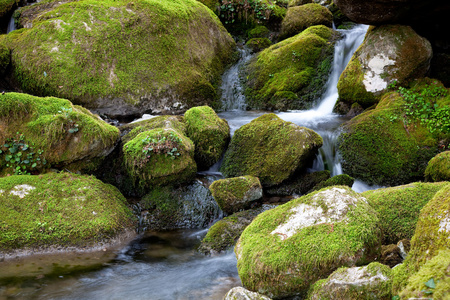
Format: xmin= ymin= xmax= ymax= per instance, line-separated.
xmin=362 ymin=182 xmax=449 ymax=244
xmin=0 ymin=0 xmax=18 ymax=19
xmin=280 ymin=4 xmax=332 ymax=40
xmin=425 ymin=151 xmax=450 ymax=182
xmin=307 ymin=262 xmax=392 ymax=300
xmin=235 ymin=186 xmax=382 ymax=299
xmin=0 ymin=92 xmax=119 ymax=174
xmin=338 ymin=91 xmax=439 ymax=186
xmin=0 ymin=40 xmax=10 ymax=75
xmin=247 ymin=25 xmax=270 ymax=39
xmin=246 ymin=38 xmax=272 ymax=53
xmin=243 ymin=25 xmax=337 ymax=111
xmin=266 ymin=170 xmax=330 ymax=196
xmin=209 ymin=176 xmax=263 ymax=215
xmin=220 ymin=114 xmax=323 ymax=187
xmin=0 ymin=172 xmax=135 ymax=252
xmin=224 ymin=287 xmax=271 ymax=300
xmin=122 ymin=127 xmax=196 ymax=191
xmin=336 ymin=25 xmax=432 ymax=112
xmin=184 ymin=106 xmax=230 ymax=170
xmin=288 ymin=0 xmax=312 ymax=8
xmin=139 ymin=180 xmax=221 ymax=230
xmin=310 ymin=174 xmax=354 ymax=192
xmin=198 ymin=204 xmax=274 ymax=254
xmin=3 ymin=0 xmax=235 ymax=118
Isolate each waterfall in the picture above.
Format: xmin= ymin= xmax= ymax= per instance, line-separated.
xmin=6 ymin=15 xmax=16 ymax=33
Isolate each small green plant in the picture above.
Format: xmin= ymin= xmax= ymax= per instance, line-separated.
xmin=0 ymin=133 xmax=47 ymax=175
xmin=141 ymin=131 xmax=182 ymax=160
xmin=58 ymin=107 xmax=79 ymax=133
xmin=219 ymin=0 xmax=276 ymax=25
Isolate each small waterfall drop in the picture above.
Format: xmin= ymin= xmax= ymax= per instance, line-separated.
xmin=6 ymin=15 xmax=16 ymax=33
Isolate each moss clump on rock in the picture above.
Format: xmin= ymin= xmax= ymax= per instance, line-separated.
xmin=310 ymin=174 xmax=354 ymax=192
xmin=246 ymin=38 xmax=272 ymax=53
xmin=121 ymin=116 xmax=186 ymax=144
xmin=235 ymin=186 xmax=382 ymax=299
xmin=243 ymin=25 xmax=337 ymax=111
xmin=248 ymin=25 xmax=270 ymax=39
xmin=220 ymin=113 xmax=323 ymax=186
xmin=362 ymin=182 xmax=448 ymax=244
xmin=209 ymin=175 xmax=262 ymax=214
xmin=424 ymin=151 xmax=450 ymax=182
xmin=307 ymin=262 xmax=392 ymax=300
xmin=0 ymin=92 xmax=119 ymax=174
xmin=0 ymin=40 xmax=10 ymax=75
xmin=3 ymin=0 xmax=235 ymax=118
xmin=0 ymin=172 xmax=135 ymax=251
xmin=123 ymin=128 xmax=196 ymax=191
xmin=184 ymin=106 xmax=230 ymax=170
xmin=287 ymin=0 xmax=312 ymax=8
xmin=0 ymin=0 xmax=18 ymax=19
xmin=280 ymin=4 xmax=332 ymax=40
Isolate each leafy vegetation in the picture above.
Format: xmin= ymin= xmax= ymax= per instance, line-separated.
xmin=217 ymin=0 xmax=285 ymax=25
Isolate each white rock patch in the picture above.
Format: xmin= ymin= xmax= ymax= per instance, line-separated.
xmin=438 ymin=212 xmax=450 ymax=233
xmin=9 ymin=184 xmax=36 ymax=198
xmin=329 ymin=265 xmax=389 ymax=286
xmin=271 ymin=187 xmax=357 ymax=240
xmin=363 ymin=53 xmax=396 ymax=93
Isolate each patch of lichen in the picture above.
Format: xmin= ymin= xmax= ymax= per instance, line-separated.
xmin=122 ymin=128 xmax=196 ymax=191
xmin=306 ymin=262 xmax=392 ymax=300
xmin=279 ymin=4 xmax=332 ymax=40
xmin=0 ymin=92 xmax=119 ymax=172
xmin=220 ymin=113 xmax=323 ymax=186
xmin=184 ymin=106 xmax=230 ymax=170
xmin=310 ymin=174 xmax=354 ymax=192
xmin=120 ymin=116 xmax=186 ymax=144
xmin=243 ymin=25 xmax=336 ymax=110
xmin=209 ymin=175 xmax=261 ymax=213
xmin=4 ymin=0 xmax=235 ymax=111
xmin=236 ymin=186 xmax=381 ymax=298
xmin=399 ymin=250 xmax=450 ymax=300
xmin=338 ymin=91 xmax=440 ymax=186
xmin=0 ymin=172 xmax=135 ymax=251
xmin=424 ymin=151 xmax=450 ymax=182
xmin=362 ymin=182 xmax=449 ymax=244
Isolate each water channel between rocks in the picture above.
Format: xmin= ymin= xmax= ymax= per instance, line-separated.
xmin=0 ymin=24 xmax=375 ymax=300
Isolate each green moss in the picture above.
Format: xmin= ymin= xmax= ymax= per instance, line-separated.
xmin=0 ymin=39 xmax=10 ymax=74
xmin=362 ymin=182 xmax=448 ymax=244
xmin=244 ymin=25 xmax=336 ymax=110
xmin=4 ymin=0 xmax=235 ymax=113
xmin=0 ymin=92 xmax=119 ymax=173
xmin=184 ymin=106 xmax=230 ymax=170
xmin=209 ymin=175 xmax=262 ymax=213
xmin=280 ymin=4 xmax=332 ymax=40
xmin=0 ymin=172 xmax=135 ymax=251
xmin=195 ymin=0 xmax=219 ymax=12
xmin=287 ymin=0 xmax=312 ymax=7
xmin=425 ymin=151 xmax=450 ymax=182
xmin=220 ymin=113 xmax=323 ymax=186
xmin=236 ymin=186 xmax=382 ymax=298
xmin=391 ymin=263 xmax=410 ymax=296
xmin=246 ymin=38 xmax=272 ymax=53
xmin=338 ymin=91 xmax=441 ymax=186
xmin=248 ymin=25 xmax=269 ymax=39
xmin=310 ymin=174 xmax=354 ymax=192
xmin=0 ymin=0 xmax=18 ymax=18
xmin=122 ymin=128 xmax=196 ymax=191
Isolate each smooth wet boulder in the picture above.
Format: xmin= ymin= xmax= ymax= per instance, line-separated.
xmin=220 ymin=114 xmax=323 ymax=187
xmin=3 ymin=0 xmax=235 ymax=118
xmin=209 ymin=175 xmax=262 ymax=214
xmin=235 ymin=186 xmax=382 ymax=299
xmin=198 ymin=204 xmax=274 ymax=254
xmin=424 ymin=151 xmax=450 ymax=182
xmin=224 ymin=287 xmax=272 ymax=300
xmin=184 ymin=106 xmax=230 ymax=170
xmin=0 ymin=172 xmax=135 ymax=252
xmin=307 ymin=262 xmax=392 ymax=300
xmin=362 ymin=182 xmax=449 ymax=244
xmin=139 ymin=180 xmax=221 ymax=230
xmin=336 ymin=25 xmax=432 ymax=113
xmin=280 ymin=4 xmax=332 ymax=40
xmin=243 ymin=25 xmax=337 ymax=111
xmin=0 ymin=93 xmax=119 ymax=174
xmin=122 ymin=127 xmax=196 ymax=191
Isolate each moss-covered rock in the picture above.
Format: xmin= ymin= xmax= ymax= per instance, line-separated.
xmin=3 ymin=0 xmax=235 ymax=118
xmin=424 ymin=151 xmax=450 ymax=182
xmin=184 ymin=106 xmax=230 ymax=170
xmin=209 ymin=176 xmax=263 ymax=214
xmin=338 ymin=91 xmax=440 ymax=186
xmin=336 ymin=25 xmax=432 ymax=113
xmin=310 ymin=174 xmax=354 ymax=192
xmin=220 ymin=114 xmax=323 ymax=187
xmin=0 ymin=40 xmax=10 ymax=75
xmin=248 ymin=25 xmax=270 ymax=39
xmin=0 ymin=172 xmax=135 ymax=252
xmin=288 ymin=0 xmax=312 ymax=8
xmin=380 ymin=244 xmax=403 ymax=268
xmin=362 ymin=182 xmax=448 ymax=244
xmin=198 ymin=204 xmax=274 ymax=254
xmin=307 ymin=262 xmax=392 ymax=300
xmin=266 ymin=170 xmax=330 ymax=196
xmin=224 ymin=287 xmax=271 ymax=300
xmin=139 ymin=180 xmax=221 ymax=230
xmin=235 ymin=186 xmax=382 ymax=299
xmin=246 ymin=38 xmax=272 ymax=53
xmin=195 ymin=0 xmax=219 ymax=12
xmin=122 ymin=127 xmax=196 ymax=191
xmin=280 ymin=4 xmax=332 ymax=40
xmin=0 ymin=92 xmax=119 ymax=174
xmin=243 ymin=25 xmax=337 ymax=110
xmin=0 ymin=0 xmax=18 ymax=19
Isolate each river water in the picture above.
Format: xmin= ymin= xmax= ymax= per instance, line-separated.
xmin=0 ymin=25 xmax=371 ymax=299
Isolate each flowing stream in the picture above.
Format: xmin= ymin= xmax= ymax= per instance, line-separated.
xmin=0 ymin=25 xmax=371 ymax=299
